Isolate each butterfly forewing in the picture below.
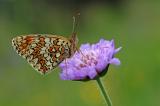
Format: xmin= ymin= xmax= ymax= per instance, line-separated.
xmin=12 ymin=34 xmax=72 ymax=74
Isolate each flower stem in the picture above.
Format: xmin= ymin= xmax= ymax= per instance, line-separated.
xmin=96 ymin=77 xmax=112 ymax=106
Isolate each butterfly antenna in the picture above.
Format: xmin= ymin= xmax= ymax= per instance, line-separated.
xmin=72 ymin=12 xmax=80 ymax=34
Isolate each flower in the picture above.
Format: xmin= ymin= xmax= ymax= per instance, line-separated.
xmin=59 ymin=39 xmax=121 ymax=80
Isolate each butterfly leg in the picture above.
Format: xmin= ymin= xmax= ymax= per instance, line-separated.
xmin=64 ymin=59 xmax=69 ymax=78
xmin=76 ymin=47 xmax=85 ymax=58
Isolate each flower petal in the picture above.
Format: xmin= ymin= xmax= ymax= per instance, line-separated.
xmin=109 ymin=58 xmax=121 ymax=65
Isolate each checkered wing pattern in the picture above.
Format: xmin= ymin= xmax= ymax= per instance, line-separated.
xmin=12 ymin=34 xmax=72 ymax=74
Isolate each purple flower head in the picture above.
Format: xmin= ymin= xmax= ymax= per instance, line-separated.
xmin=59 ymin=39 xmax=121 ymax=80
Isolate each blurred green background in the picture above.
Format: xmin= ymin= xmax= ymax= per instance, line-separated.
xmin=0 ymin=0 xmax=160 ymax=106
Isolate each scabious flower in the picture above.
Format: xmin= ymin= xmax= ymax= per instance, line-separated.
xmin=59 ymin=39 xmax=121 ymax=80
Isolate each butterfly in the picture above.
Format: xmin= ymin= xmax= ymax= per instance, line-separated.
xmin=12 ymin=13 xmax=80 ymax=75
xmin=12 ymin=33 xmax=78 ymax=74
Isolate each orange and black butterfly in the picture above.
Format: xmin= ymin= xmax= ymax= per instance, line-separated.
xmin=12 ymin=13 xmax=80 ymax=75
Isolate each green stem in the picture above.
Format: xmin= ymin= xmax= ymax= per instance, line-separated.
xmin=96 ymin=77 xmax=112 ymax=106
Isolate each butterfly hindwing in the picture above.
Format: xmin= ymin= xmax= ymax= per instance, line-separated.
xmin=12 ymin=34 xmax=71 ymax=74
